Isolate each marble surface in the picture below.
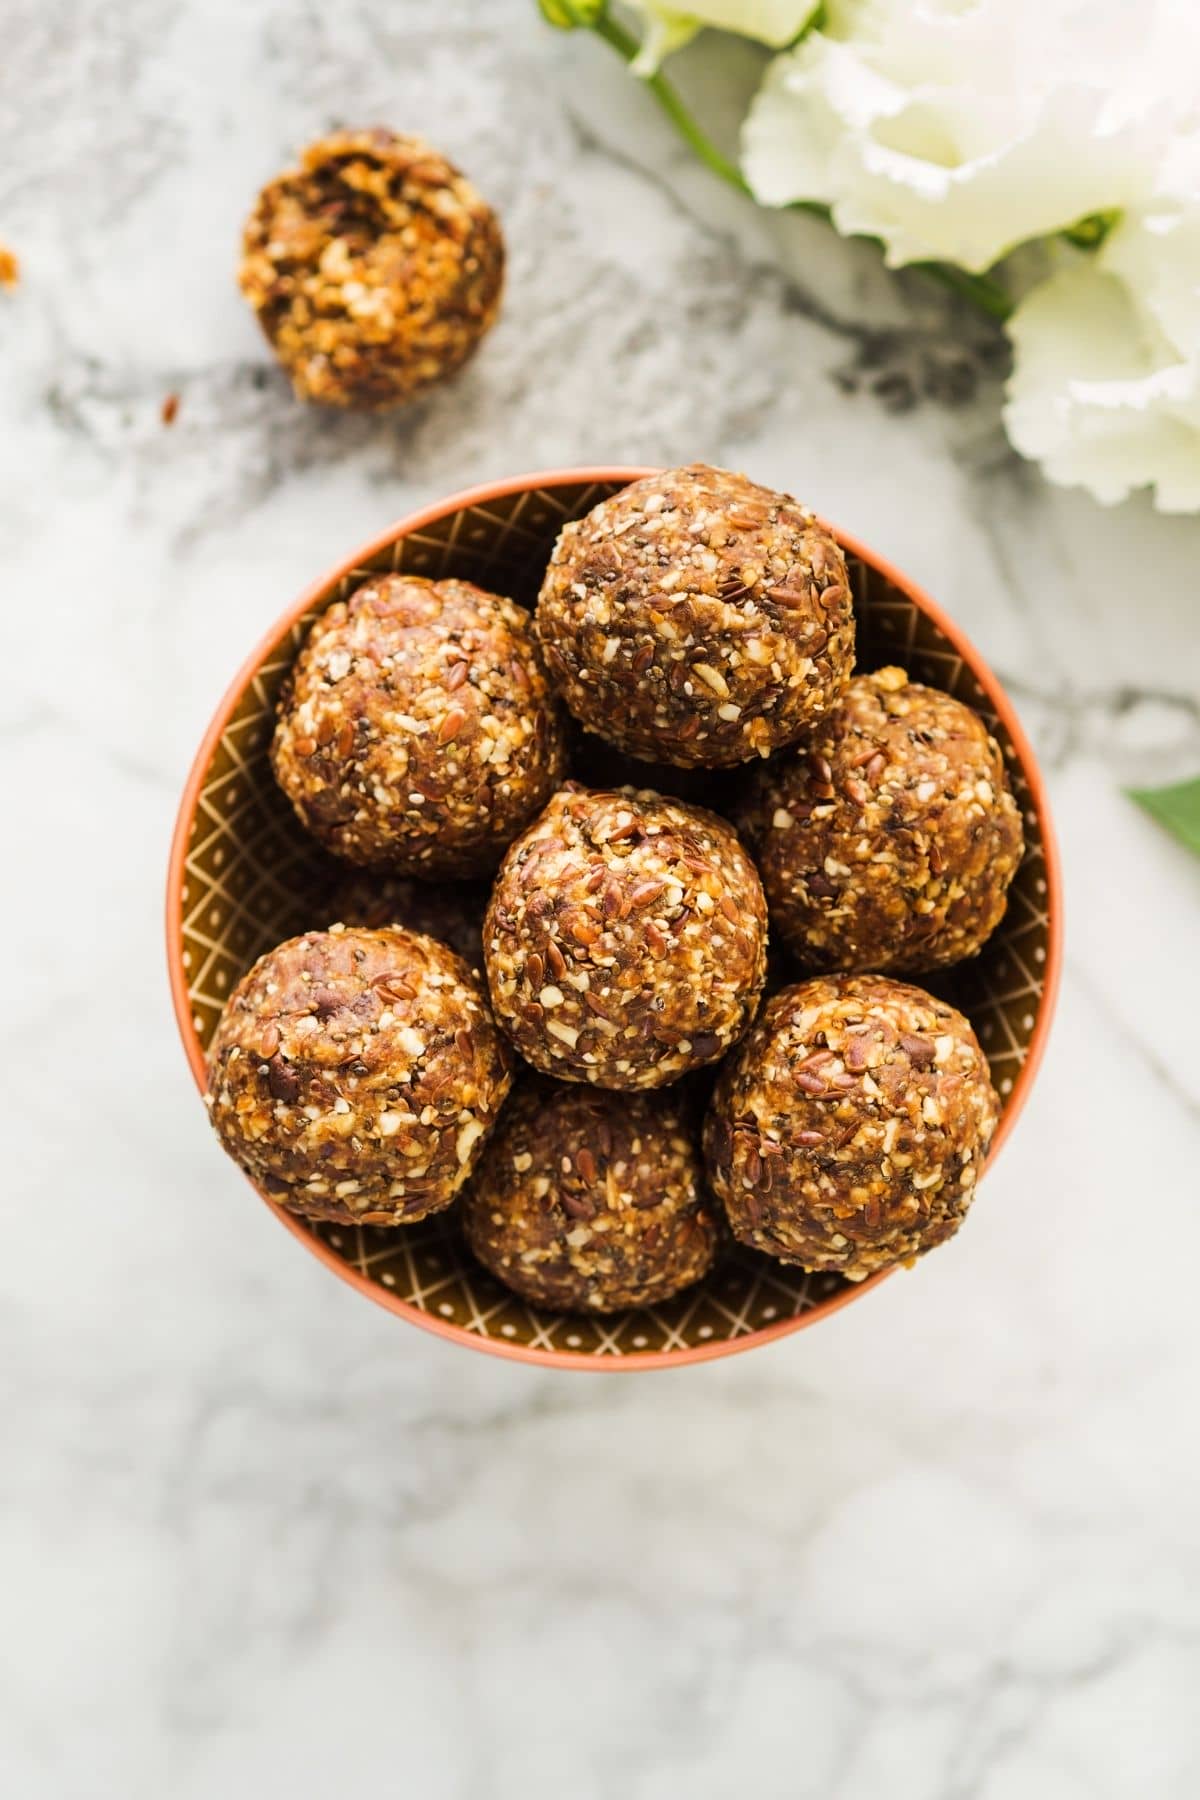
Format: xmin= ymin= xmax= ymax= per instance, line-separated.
xmin=3 ymin=4 xmax=1199 ymax=1795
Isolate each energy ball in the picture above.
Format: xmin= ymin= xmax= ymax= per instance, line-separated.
xmin=327 ymin=869 xmax=486 ymax=971
xmin=462 ymin=1082 xmax=719 ymax=1311
xmin=485 ymin=784 xmax=767 ymax=1089
xmin=272 ymin=574 xmax=567 ymax=878
xmin=238 ymin=129 xmax=504 ymax=408
xmin=704 ymin=974 xmax=999 ymax=1280
xmin=206 ymin=925 xmax=512 ymax=1225
xmin=565 ymin=717 xmax=736 ymax=812
xmin=739 ymin=667 xmax=1024 ymax=972
xmin=536 ymin=464 xmax=854 ymax=768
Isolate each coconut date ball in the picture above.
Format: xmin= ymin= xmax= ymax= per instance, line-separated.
xmin=536 ymin=464 xmax=855 ymax=768
xmin=206 ymin=926 xmax=512 ymax=1225
xmin=272 ymin=574 xmax=567 ymax=878
xmin=238 ymin=130 xmax=504 ymax=408
xmin=327 ymin=869 xmax=486 ymax=971
xmin=484 ymin=785 xmax=768 ymax=1089
xmin=463 ymin=1081 xmax=719 ymax=1311
xmin=739 ymin=667 xmax=1024 ymax=973
xmin=704 ymin=974 xmax=999 ymax=1280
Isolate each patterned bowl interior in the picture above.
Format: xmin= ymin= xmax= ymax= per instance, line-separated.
xmin=177 ymin=476 xmax=1052 ymax=1363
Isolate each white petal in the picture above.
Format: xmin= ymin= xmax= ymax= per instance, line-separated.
xmin=1004 ymin=252 xmax=1200 ymax=512
xmin=1106 ymin=209 xmax=1200 ymax=356
xmin=743 ymin=3 xmax=1163 ymax=271
xmin=743 ymin=42 xmax=842 ymax=207
xmin=850 ymin=85 xmax=1144 ymax=271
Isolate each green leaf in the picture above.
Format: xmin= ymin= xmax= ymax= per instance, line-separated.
xmin=1128 ymin=776 xmax=1200 ymax=859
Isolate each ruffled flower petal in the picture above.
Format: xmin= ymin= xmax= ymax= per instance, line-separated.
xmin=743 ymin=1 xmax=1159 ymax=271
xmin=1004 ymin=207 xmax=1200 ymax=512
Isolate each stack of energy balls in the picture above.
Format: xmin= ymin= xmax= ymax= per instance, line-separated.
xmin=206 ymin=464 xmax=1024 ymax=1316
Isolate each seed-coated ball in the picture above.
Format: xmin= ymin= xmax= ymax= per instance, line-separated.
xmin=206 ymin=926 xmax=512 ymax=1225
xmin=536 ymin=464 xmax=854 ymax=768
xmin=565 ymin=716 xmax=736 ymax=813
xmin=739 ymin=667 xmax=1024 ymax=972
xmin=484 ymin=785 xmax=768 ymax=1089
xmin=272 ymin=574 xmax=566 ymax=878
xmin=463 ymin=1081 xmax=719 ymax=1311
xmin=704 ymin=974 xmax=999 ymax=1280
xmin=327 ymin=868 xmax=486 ymax=972
xmin=238 ymin=130 xmax=504 ymax=408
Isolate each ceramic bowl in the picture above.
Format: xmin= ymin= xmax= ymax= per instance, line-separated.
xmin=167 ymin=467 xmax=1062 ymax=1369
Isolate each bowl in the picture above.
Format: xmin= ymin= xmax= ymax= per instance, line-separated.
xmin=167 ymin=467 xmax=1062 ymax=1369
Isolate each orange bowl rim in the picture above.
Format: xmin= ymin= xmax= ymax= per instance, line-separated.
xmin=166 ymin=464 xmax=1064 ymax=1372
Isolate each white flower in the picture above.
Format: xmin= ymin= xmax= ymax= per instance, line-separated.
xmin=1004 ymin=140 xmax=1200 ymax=512
xmin=742 ymin=0 xmax=1176 ymax=272
xmin=627 ymin=1 xmax=819 ymax=75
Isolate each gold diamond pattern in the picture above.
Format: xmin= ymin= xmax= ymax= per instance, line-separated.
xmin=176 ymin=481 xmax=1054 ymax=1362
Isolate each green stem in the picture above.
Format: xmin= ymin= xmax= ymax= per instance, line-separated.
xmin=585 ymin=12 xmax=1013 ymax=323
xmin=594 ymin=14 xmax=751 ymax=194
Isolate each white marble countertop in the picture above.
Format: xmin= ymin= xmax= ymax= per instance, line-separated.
xmin=4 ymin=4 xmax=1200 ymax=1795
